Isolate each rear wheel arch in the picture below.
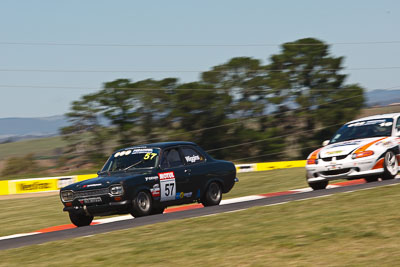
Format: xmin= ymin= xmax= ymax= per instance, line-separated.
xmin=201 ymin=180 xmax=223 ymax=206
xmin=203 ymin=178 xmax=224 ymax=193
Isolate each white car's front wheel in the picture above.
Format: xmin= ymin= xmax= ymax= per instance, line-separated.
xmin=308 ymin=180 xmax=328 ymax=190
xmin=381 ymin=151 xmax=398 ymax=180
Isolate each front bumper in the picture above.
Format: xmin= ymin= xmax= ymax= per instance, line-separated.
xmin=306 ymin=157 xmax=384 ymax=182
xmin=63 ymin=199 xmax=130 ymax=216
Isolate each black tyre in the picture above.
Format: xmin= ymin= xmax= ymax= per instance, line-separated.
xmin=130 ymin=191 xmax=152 ymax=217
xmin=69 ymin=212 xmax=93 ymax=227
xmin=201 ymin=182 xmax=222 ymax=206
xmin=365 ymin=176 xmax=379 ymax=183
xmin=308 ymin=180 xmax=328 ymax=190
xmin=381 ymin=151 xmax=398 ymax=180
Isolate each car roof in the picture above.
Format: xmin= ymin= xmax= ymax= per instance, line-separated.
xmin=346 ymin=113 xmax=400 ymax=124
xmin=117 ymin=141 xmax=197 ymax=151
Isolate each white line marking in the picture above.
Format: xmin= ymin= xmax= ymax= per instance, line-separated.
xmin=200 ymin=208 xmax=249 ymax=218
xmin=293 ymin=187 xmax=313 ymax=193
xmin=0 ymin=232 xmax=40 ymax=241
xmin=93 ymin=215 xmax=133 ymax=224
xmin=220 ymin=195 xmax=264 ymax=205
xmin=327 ymin=185 xmax=340 ymax=189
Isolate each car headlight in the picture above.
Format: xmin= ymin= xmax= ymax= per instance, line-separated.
xmin=109 ymin=184 xmax=124 ymax=196
xmin=352 ymin=150 xmax=374 ymax=159
xmin=61 ymin=190 xmax=74 ymax=202
xmin=307 ymin=159 xmax=318 ymax=165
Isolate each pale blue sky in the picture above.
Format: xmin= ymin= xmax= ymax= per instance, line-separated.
xmin=0 ymin=0 xmax=399 ymax=117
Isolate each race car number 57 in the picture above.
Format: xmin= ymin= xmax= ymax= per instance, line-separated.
xmin=158 ymin=171 xmax=176 ymax=201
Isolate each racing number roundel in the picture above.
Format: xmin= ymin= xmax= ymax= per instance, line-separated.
xmin=158 ymin=171 xmax=176 ymax=201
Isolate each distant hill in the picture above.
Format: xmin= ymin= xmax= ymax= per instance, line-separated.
xmin=0 ymin=115 xmax=69 ymax=142
xmin=365 ymin=89 xmax=400 ymax=107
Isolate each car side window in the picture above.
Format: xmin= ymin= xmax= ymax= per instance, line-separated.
xmin=160 ymin=152 xmax=169 ymax=169
xmin=181 ymin=147 xmax=205 ymax=165
xmin=396 ymin=117 xmax=400 ymax=133
xmin=161 ymin=148 xmax=184 ymax=168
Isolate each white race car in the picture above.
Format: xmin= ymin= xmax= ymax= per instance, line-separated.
xmin=306 ymin=113 xmax=400 ymax=190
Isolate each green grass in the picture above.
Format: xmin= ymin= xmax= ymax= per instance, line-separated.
xmin=358 ymin=104 xmax=400 ymax=118
xmin=226 ymin=168 xmax=306 ymax=198
xmin=0 ymin=168 xmax=306 ymax=236
xmin=0 ymin=136 xmax=67 ymax=160
xmin=0 ymin=195 xmax=66 ymax=237
xmin=1 ymin=181 xmax=400 ymax=266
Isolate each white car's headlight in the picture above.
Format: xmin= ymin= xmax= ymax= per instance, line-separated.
xmin=109 ymin=184 xmax=124 ymax=196
xmin=61 ymin=190 xmax=74 ymax=202
xmin=352 ymin=150 xmax=374 ymax=159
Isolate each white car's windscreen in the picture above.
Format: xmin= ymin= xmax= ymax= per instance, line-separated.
xmin=330 ymin=118 xmax=393 ymax=144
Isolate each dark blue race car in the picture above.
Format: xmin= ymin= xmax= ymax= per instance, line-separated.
xmin=60 ymin=141 xmax=238 ymax=226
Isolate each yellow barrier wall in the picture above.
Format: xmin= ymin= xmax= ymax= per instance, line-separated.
xmin=235 ymin=164 xmax=256 ymax=173
xmin=0 ymin=181 xmax=9 ymax=195
xmin=8 ymin=178 xmax=59 ymax=194
xmin=76 ymin=174 xmax=98 ymax=182
xmin=255 ymin=160 xmax=306 ymax=171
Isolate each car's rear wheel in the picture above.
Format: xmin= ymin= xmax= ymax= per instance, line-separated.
xmin=201 ymin=182 xmax=222 ymax=206
xmin=69 ymin=212 xmax=93 ymax=227
xmin=308 ymin=180 xmax=328 ymax=190
xmin=381 ymin=151 xmax=398 ymax=180
xmin=365 ymin=176 xmax=379 ymax=183
xmin=130 ymin=191 xmax=152 ymax=217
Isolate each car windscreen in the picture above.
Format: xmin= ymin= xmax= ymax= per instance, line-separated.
xmin=330 ymin=118 xmax=393 ymax=144
xmin=101 ymin=148 xmax=160 ymax=172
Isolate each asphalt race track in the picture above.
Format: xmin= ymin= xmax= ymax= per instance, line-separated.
xmin=1 ymin=178 xmax=399 ymax=250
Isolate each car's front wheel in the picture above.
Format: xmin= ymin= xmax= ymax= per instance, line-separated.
xmin=365 ymin=176 xmax=379 ymax=183
xmin=381 ymin=151 xmax=398 ymax=180
xmin=69 ymin=212 xmax=93 ymax=227
xmin=201 ymin=182 xmax=222 ymax=206
xmin=308 ymin=180 xmax=328 ymax=190
xmin=130 ymin=191 xmax=152 ymax=217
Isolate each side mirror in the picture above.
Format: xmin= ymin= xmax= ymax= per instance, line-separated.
xmin=396 ymin=130 xmax=400 ymax=137
xmin=322 ymin=140 xmax=330 ymax=146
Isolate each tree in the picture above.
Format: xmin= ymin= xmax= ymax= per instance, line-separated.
xmin=96 ymin=79 xmax=139 ymax=147
xmin=265 ymin=38 xmax=365 ymax=156
xmin=202 ymin=57 xmax=269 ymax=120
xmin=60 ymin=38 xmax=365 ymax=164
xmin=132 ymin=78 xmax=178 ymax=140
xmin=168 ymin=82 xmax=232 ymax=158
xmin=201 ymin=57 xmax=286 ymax=160
xmin=60 ymin=92 xmax=108 ymax=165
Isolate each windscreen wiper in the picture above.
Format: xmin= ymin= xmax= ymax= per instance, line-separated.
xmin=123 ymin=160 xmax=144 ymax=171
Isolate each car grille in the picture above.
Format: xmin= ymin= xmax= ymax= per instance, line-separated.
xmin=321 ymin=168 xmax=351 ymax=176
xmin=74 ymin=188 xmax=109 ymax=199
xmin=320 ymin=155 xmax=348 ymax=162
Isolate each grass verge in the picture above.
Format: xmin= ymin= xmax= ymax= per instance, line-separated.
xmin=1 ymin=182 xmax=400 ymax=266
xmin=0 ymin=136 xmax=67 ymax=161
